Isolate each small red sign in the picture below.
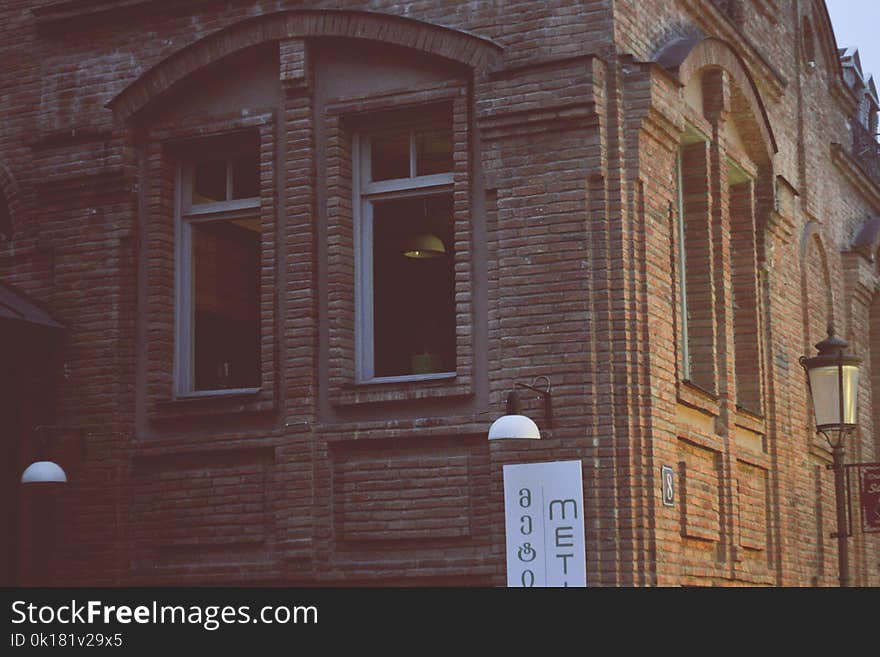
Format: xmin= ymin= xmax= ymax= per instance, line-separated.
xmin=859 ymin=465 xmax=880 ymax=533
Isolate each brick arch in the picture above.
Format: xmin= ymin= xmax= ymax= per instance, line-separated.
xmin=655 ymin=36 xmax=777 ymax=161
xmin=810 ymin=0 xmax=846 ymax=81
xmin=107 ymin=9 xmax=504 ymax=122
xmin=0 ymin=162 xmax=23 ymax=240
xmin=800 ymin=222 xmax=835 ymax=350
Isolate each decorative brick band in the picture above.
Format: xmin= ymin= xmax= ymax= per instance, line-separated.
xmin=655 ymin=36 xmax=777 ymax=157
xmin=107 ymin=9 xmax=504 ymax=122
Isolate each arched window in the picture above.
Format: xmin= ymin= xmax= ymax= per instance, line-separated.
xmin=107 ymin=10 xmax=498 ymax=410
xmin=673 ymin=62 xmax=769 ymax=415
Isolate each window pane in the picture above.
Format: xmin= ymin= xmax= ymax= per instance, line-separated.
xmin=232 ymin=155 xmax=260 ymax=199
xmin=415 ymin=123 xmax=453 ymax=176
xmin=372 ymin=194 xmax=455 ymax=377
xmin=192 ymin=160 xmax=227 ymax=204
xmin=0 ymin=194 xmax=10 ymax=239
xmin=192 ymin=218 xmax=261 ymax=390
xmin=370 ymin=128 xmax=410 ymax=181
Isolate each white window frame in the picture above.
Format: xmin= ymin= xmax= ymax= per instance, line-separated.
xmin=353 ymin=128 xmax=456 ymax=384
xmin=174 ymin=160 xmax=261 ymax=398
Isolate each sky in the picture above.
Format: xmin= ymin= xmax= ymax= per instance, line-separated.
xmin=825 ymin=0 xmax=880 ymax=85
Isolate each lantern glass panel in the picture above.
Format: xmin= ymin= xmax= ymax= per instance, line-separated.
xmin=808 ymin=364 xmax=860 ymax=428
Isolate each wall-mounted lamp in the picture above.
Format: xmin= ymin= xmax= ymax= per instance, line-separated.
xmin=488 ymin=377 xmax=552 ymax=440
xmin=20 ymin=426 xmax=69 ymax=484
xmin=21 ymin=461 xmax=67 ymax=484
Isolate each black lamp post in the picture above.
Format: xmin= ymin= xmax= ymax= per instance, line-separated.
xmin=800 ymin=324 xmax=862 ymax=587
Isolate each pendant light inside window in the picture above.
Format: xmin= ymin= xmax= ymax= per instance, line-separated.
xmin=403 ymin=198 xmax=446 ymax=259
xmin=403 ymin=233 xmax=446 ymax=258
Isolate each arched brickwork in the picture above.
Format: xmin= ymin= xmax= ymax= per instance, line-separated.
xmin=108 ymin=9 xmax=504 ymax=123
xmin=656 ymin=36 xmax=777 ymax=161
xmin=800 ymin=222 xmax=834 ymax=351
xmin=810 ymin=0 xmax=846 ymax=80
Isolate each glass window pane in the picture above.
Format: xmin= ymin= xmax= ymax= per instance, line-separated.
xmin=192 ymin=160 xmax=227 ymax=204
xmin=0 ymin=194 xmax=10 ymax=239
xmin=372 ymin=194 xmax=455 ymax=377
xmin=415 ymin=123 xmax=453 ymax=176
xmin=370 ymin=128 xmax=410 ymax=181
xmin=192 ymin=218 xmax=261 ymax=390
xmin=232 ymin=155 xmax=260 ymax=199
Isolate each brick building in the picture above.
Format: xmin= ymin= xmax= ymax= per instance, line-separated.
xmin=1 ymin=0 xmax=879 ymax=586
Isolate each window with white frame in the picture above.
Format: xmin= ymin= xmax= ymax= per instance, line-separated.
xmin=176 ymin=133 xmax=261 ymax=395
xmin=355 ymin=110 xmax=456 ymax=382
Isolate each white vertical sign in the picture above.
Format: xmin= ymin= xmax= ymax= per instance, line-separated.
xmin=503 ymin=460 xmax=586 ymax=587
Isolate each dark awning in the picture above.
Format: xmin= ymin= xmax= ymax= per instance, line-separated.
xmin=0 ymin=280 xmax=64 ymax=330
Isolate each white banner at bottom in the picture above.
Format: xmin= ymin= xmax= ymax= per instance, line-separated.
xmin=503 ymin=460 xmax=586 ymax=587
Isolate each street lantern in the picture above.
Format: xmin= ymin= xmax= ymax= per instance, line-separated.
xmin=800 ymin=324 xmax=862 ymax=587
xmin=800 ymin=328 xmax=861 ymax=436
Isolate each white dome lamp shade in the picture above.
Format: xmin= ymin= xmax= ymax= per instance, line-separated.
xmin=21 ymin=460 xmax=67 ymax=484
xmin=488 ymin=379 xmax=553 ymax=440
xmin=488 ymin=409 xmax=541 ymax=440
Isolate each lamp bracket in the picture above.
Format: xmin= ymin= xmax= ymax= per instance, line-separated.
xmin=512 ymin=377 xmax=553 ymax=428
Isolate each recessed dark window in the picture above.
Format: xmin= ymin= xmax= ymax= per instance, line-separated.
xmin=179 ymin=133 xmax=263 ymax=393
xmin=357 ymin=109 xmax=456 ymax=382
xmin=192 ymin=154 xmax=259 ymax=204
xmin=371 ymin=127 xmax=410 ymax=181
xmin=372 ymin=194 xmax=455 ymax=378
xmin=192 ymin=218 xmax=261 ymax=390
xmin=232 ymin=155 xmax=260 ymax=199
xmin=193 ymin=160 xmax=226 ymax=204
xmin=415 ymin=123 xmax=453 ymax=176
xmin=370 ymin=117 xmax=454 ymax=181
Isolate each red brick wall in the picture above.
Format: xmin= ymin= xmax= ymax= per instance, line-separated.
xmin=2 ymin=0 xmax=878 ymax=586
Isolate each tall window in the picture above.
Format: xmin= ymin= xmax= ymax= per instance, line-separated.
xmin=677 ymin=140 xmax=717 ymax=393
xmin=728 ymin=162 xmax=762 ymax=414
xmin=355 ymin=110 xmax=456 ymax=382
xmin=871 ymin=265 xmax=880 ymax=453
xmin=176 ymin=132 xmax=261 ymax=394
